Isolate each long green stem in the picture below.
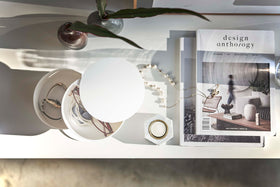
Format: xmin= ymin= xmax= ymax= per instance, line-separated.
xmin=70 ymin=21 xmax=143 ymax=49
xmin=107 ymin=8 xmax=209 ymax=21
xmin=96 ymin=0 xmax=107 ymax=18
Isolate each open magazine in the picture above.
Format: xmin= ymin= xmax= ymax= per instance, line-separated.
xmin=179 ymin=37 xmax=264 ymax=147
xmin=196 ymin=29 xmax=276 ymax=136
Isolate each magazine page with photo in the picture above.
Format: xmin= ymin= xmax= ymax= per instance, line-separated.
xmin=179 ymin=37 xmax=264 ymax=147
xmin=196 ymin=30 xmax=276 ymax=136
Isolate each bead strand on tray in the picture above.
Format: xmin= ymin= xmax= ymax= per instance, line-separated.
xmin=139 ymin=64 xmax=176 ymax=108
xmin=139 ymin=64 xmax=176 ymax=86
xmin=143 ymin=81 xmax=167 ymax=108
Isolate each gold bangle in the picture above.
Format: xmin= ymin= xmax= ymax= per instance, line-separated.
xmin=148 ymin=120 xmax=168 ymax=139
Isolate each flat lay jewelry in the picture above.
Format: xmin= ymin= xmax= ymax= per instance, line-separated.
xmin=148 ymin=119 xmax=168 ymax=139
xmin=39 ymin=82 xmax=67 ymax=120
xmin=144 ymin=114 xmax=174 ymax=145
xmin=71 ymin=86 xmax=114 ymax=137
xmin=139 ymin=64 xmax=220 ymax=108
xmin=139 ymin=64 xmax=176 ymax=108
xmin=137 ymin=63 xmax=221 ymax=108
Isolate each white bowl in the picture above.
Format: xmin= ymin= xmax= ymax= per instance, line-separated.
xmin=61 ymin=80 xmax=123 ymax=141
xmin=33 ymin=69 xmax=81 ymax=129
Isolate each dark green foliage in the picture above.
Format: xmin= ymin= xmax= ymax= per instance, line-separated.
xmin=70 ymin=21 xmax=143 ymax=49
xmin=249 ymin=80 xmax=270 ymax=95
xmin=69 ymin=0 xmax=209 ymax=49
xmin=107 ymin=8 xmax=209 ymax=21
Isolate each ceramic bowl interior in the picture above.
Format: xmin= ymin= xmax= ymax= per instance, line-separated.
xmin=33 ymin=69 xmax=81 ymax=129
xmin=61 ymin=80 xmax=123 ymax=141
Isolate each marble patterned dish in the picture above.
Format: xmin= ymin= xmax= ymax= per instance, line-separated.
xmin=61 ymin=80 xmax=123 ymax=141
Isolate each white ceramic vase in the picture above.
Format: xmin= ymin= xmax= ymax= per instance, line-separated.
xmin=244 ymin=104 xmax=257 ymax=121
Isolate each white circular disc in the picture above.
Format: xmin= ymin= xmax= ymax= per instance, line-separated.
xmin=80 ymin=58 xmax=145 ymax=123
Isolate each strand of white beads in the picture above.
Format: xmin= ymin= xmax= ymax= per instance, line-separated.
xmin=139 ymin=64 xmax=176 ymax=86
xmin=140 ymin=64 xmax=176 ymax=108
xmin=143 ymin=81 xmax=167 ymax=107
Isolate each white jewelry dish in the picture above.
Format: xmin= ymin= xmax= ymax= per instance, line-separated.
xmin=144 ymin=114 xmax=173 ymax=145
xmin=61 ymin=80 xmax=123 ymax=141
xmin=33 ymin=69 xmax=81 ymax=129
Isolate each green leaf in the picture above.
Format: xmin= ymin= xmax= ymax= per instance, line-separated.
xmin=107 ymin=8 xmax=209 ymax=21
xmin=70 ymin=21 xmax=143 ymax=49
xmin=96 ymin=0 xmax=107 ymax=18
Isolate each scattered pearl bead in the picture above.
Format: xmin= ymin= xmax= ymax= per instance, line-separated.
xmin=146 ymin=64 xmax=152 ymax=69
xmin=139 ymin=64 xmax=177 ymax=108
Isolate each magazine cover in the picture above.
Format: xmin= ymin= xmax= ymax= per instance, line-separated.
xmin=196 ymin=30 xmax=276 ymax=136
xmin=179 ymin=37 xmax=264 ymax=147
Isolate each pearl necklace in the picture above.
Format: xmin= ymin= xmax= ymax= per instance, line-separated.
xmin=139 ymin=64 xmax=176 ymax=108
xmin=139 ymin=65 xmax=220 ymax=108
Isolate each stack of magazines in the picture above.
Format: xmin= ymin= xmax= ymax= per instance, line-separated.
xmin=179 ymin=29 xmax=276 ymax=147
